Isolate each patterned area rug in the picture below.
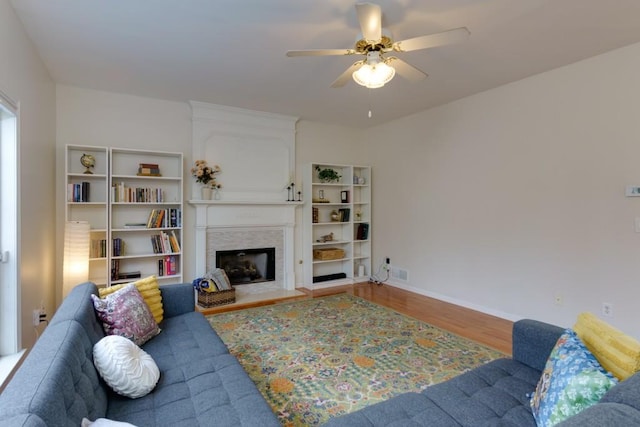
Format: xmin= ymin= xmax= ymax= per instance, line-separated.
xmin=207 ymin=293 xmax=504 ymax=426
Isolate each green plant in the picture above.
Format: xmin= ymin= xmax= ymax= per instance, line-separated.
xmin=315 ymin=166 xmax=341 ymax=183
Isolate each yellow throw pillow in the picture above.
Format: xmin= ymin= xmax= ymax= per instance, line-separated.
xmin=99 ymin=276 xmax=163 ymax=324
xmin=573 ymin=312 xmax=640 ymax=380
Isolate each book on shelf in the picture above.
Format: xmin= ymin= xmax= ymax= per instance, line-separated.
xmin=137 ymin=163 xmax=161 ymax=177
xmin=111 ymin=237 xmax=125 ymax=256
xmin=150 ymin=230 xmax=180 ymax=254
xmin=67 ymin=182 xmax=90 ymax=202
xmin=111 ymin=182 xmax=165 ymax=203
xmin=110 ymin=259 xmax=120 ymax=280
xmin=118 ymin=271 xmax=142 ymax=280
xmin=90 ymin=239 xmax=107 ymax=258
xmin=356 ymin=223 xmax=369 ymax=240
xmin=123 ymin=223 xmax=147 ymax=229
xmin=146 ymin=208 xmax=181 ymax=228
xmin=338 ymin=208 xmax=350 ymax=222
xmin=158 ymin=255 xmax=177 ymax=276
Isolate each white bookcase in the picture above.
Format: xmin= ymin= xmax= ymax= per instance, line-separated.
xmin=109 ymin=148 xmax=183 ymax=285
xmin=303 ymin=163 xmax=371 ymax=288
xmin=65 ymin=145 xmax=110 ymax=286
xmin=65 ymin=145 xmax=184 ymax=288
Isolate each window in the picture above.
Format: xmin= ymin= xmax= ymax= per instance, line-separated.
xmin=0 ymin=91 xmax=19 ymax=357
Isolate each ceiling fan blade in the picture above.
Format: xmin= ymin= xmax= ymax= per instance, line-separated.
xmin=286 ymin=49 xmax=356 ymax=57
xmin=392 ymin=27 xmax=470 ymax=52
xmin=330 ymin=61 xmax=365 ymax=88
xmin=356 ymin=2 xmax=382 ymax=43
xmin=387 ymin=57 xmax=428 ymax=82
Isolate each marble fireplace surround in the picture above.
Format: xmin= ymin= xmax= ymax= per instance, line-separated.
xmin=190 ymin=201 xmax=299 ymax=292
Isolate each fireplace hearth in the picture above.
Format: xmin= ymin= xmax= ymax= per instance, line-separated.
xmin=216 ymin=247 xmax=276 ymax=285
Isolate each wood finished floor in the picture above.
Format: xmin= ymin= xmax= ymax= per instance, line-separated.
xmin=300 ymin=283 xmax=513 ymax=355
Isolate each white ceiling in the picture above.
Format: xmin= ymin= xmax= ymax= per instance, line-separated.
xmin=11 ymin=0 xmax=640 ymax=128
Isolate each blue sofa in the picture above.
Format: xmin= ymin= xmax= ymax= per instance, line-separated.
xmin=325 ymin=319 xmax=640 ymax=426
xmin=0 ymin=282 xmax=280 ymax=427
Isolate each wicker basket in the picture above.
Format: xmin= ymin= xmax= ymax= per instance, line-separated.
xmin=197 ymin=288 xmax=236 ymax=307
xmin=313 ymin=247 xmax=345 ymax=260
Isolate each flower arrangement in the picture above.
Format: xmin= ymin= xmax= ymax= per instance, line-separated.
xmin=191 ymin=160 xmax=221 ymax=188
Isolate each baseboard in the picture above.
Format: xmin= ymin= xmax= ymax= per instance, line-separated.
xmin=383 ymin=279 xmax=522 ymax=322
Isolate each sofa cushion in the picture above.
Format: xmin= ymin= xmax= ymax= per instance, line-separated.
xmin=324 ymin=358 xmax=541 ymax=427
xmin=574 ymin=312 xmax=640 ymax=380
xmin=530 ymin=329 xmax=617 ymax=427
xmin=0 ymin=320 xmax=108 ymax=425
xmin=100 ymin=276 xmax=164 ymax=324
xmin=93 ymin=335 xmax=160 ymax=399
xmin=106 ymin=312 xmax=280 ymax=426
xmin=92 ymin=283 xmax=160 ymax=346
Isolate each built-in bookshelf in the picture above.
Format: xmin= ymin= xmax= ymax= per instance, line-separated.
xmin=109 ymin=148 xmax=183 ymax=285
xmin=65 ymin=145 xmax=110 ymax=286
xmin=303 ymin=163 xmax=371 ymax=289
xmin=65 ymin=145 xmax=183 ymax=287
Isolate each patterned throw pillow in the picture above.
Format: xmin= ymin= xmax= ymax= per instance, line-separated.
xmin=99 ymin=275 xmax=163 ymax=324
xmin=92 ymin=283 xmax=160 ymax=346
xmin=530 ymin=329 xmax=617 ymax=427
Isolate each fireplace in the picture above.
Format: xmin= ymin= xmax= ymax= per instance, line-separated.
xmin=216 ymin=247 xmax=276 ymax=285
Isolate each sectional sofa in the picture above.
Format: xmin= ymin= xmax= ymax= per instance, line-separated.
xmin=325 ymin=318 xmax=640 ymax=426
xmin=0 ymin=282 xmax=280 ymax=426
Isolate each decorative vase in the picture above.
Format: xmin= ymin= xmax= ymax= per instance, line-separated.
xmin=214 ymin=188 xmax=221 ymax=200
xmin=201 ymin=187 xmax=213 ymax=200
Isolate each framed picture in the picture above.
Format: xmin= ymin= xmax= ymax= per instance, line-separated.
xmin=340 ymin=190 xmax=349 ymax=203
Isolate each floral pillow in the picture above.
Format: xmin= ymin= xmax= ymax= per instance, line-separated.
xmin=530 ymin=329 xmax=617 ymax=427
xmin=91 ymin=283 xmax=160 ymax=346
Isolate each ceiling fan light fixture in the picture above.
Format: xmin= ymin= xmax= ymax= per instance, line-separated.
xmin=352 ymin=55 xmax=396 ymax=88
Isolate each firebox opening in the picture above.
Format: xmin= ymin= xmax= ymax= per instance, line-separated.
xmin=216 ymin=247 xmax=276 ymax=285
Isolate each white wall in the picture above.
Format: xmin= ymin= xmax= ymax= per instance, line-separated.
xmin=366 ymin=41 xmax=640 ymax=337
xmin=0 ymin=0 xmax=56 ymax=349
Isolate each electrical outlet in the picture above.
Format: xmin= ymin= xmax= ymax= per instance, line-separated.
xmin=33 ymin=308 xmax=46 ymax=326
xmin=602 ymin=302 xmax=614 ymax=318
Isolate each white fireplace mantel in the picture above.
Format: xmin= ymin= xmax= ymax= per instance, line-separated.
xmin=188 ymin=200 xmax=302 ymax=290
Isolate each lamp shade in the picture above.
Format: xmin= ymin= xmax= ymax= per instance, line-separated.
xmin=352 ymin=52 xmax=396 ymax=88
xmin=62 ymin=221 xmax=90 ymax=296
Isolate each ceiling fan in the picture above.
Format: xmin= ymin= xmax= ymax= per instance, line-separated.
xmin=286 ymin=2 xmax=470 ymax=89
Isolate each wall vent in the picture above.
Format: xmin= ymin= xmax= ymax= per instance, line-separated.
xmin=391 ymin=267 xmax=408 ymax=282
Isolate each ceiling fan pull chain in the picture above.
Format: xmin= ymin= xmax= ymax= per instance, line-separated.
xmin=368 ymin=88 xmax=373 ymax=118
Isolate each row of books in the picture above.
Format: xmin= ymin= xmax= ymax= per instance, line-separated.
xmin=145 ymin=208 xmax=181 ymax=228
xmin=111 ymin=182 xmax=165 ymax=203
xmin=112 ymin=237 xmax=125 ymax=257
xmin=158 ymin=255 xmax=178 ymax=276
xmin=150 ymin=231 xmax=181 ymax=254
xmin=336 ymin=208 xmax=350 ymax=222
xmin=110 ymin=257 xmax=178 ymax=280
xmin=67 ymin=182 xmax=90 ymax=203
xmin=137 ymin=163 xmax=161 ymax=177
xmin=90 ymin=239 xmax=107 ymax=258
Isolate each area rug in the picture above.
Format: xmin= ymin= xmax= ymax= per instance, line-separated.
xmin=207 ymin=293 xmax=504 ymax=426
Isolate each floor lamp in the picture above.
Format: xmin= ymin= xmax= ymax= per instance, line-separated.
xmin=62 ymin=221 xmax=90 ymax=297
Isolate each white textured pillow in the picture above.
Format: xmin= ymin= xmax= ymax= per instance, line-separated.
xmin=93 ymin=335 xmax=160 ymax=399
xmin=81 ymin=418 xmax=138 ymax=427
